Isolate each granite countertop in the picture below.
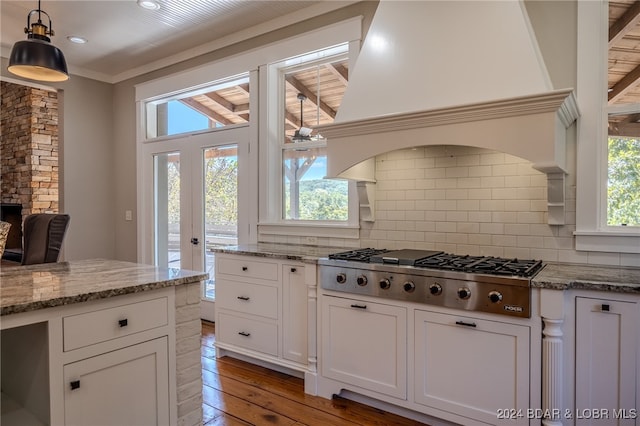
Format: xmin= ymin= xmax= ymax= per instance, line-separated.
xmin=532 ymin=262 xmax=640 ymax=294
xmin=214 ymin=244 xmax=640 ymax=295
xmin=211 ymin=243 xmax=346 ymax=263
xmin=0 ymin=259 xmax=208 ymax=316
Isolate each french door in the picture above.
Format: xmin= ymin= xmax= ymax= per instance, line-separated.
xmin=140 ymin=125 xmax=249 ymax=321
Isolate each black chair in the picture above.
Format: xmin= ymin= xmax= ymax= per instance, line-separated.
xmin=21 ymin=214 xmax=70 ymax=265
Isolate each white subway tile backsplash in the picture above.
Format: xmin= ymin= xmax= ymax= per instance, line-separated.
xmin=468 ymin=211 xmax=492 ymax=223
xmin=445 ymin=189 xmax=469 ymax=200
xmin=492 ymin=212 xmax=517 ymax=223
xmin=445 ymin=167 xmax=469 ymax=178
xmin=436 ymin=222 xmax=457 ymax=233
xmin=456 ymin=200 xmax=480 ymax=211
xmin=468 ymin=165 xmax=493 ymax=177
xmin=446 ymin=211 xmax=468 ymax=222
xmin=457 ymin=222 xmax=480 ymax=234
xmin=262 ymin=146 xmax=632 ymax=268
xmin=492 ymin=164 xmax=519 ymax=176
xmin=480 ymin=152 xmax=505 ymax=165
xmin=481 ymin=176 xmax=505 ymax=188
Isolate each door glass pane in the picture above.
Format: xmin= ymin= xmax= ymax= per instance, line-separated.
xmin=203 ymin=145 xmax=238 ymax=300
xmin=154 ymin=152 xmax=181 ymax=269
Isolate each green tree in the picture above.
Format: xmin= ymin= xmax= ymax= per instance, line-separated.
xmin=205 ymin=156 xmax=238 ymax=226
xmin=608 ymin=137 xmax=640 ymax=226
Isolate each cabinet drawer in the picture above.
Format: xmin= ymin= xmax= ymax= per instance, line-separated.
xmin=217 ymin=256 xmax=278 ymax=281
xmin=217 ymin=312 xmax=278 ymax=356
xmin=216 ymin=280 xmax=278 ymax=319
xmin=63 ymin=297 xmax=168 ymax=351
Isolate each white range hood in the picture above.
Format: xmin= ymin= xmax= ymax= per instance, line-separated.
xmin=317 ymin=0 xmax=579 ymax=224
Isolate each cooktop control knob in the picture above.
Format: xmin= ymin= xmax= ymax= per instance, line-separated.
xmin=379 ymin=278 xmax=391 ymax=290
xmin=429 ymin=283 xmax=443 ymax=295
xmin=458 ymin=287 xmax=471 ymax=300
xmin=356 ymin=275 xmax=368 ymax=286
xmin=336 ymin=273 xmax=347 ymax=284
xmin=403 ymin=281 xmax=416 ymax=293
xmin=488 ymin=291 xmax=503 ymax=303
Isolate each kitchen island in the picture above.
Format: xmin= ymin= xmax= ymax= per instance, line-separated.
xmin=0 ymin=259 xmax=208 ymax=426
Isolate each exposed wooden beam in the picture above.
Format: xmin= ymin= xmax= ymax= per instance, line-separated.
xmin=285 ymin=75 xmax=336 ymax=119
xmin=327 ymin=63 xmax=348 ymax=85
xmin=203 ymin=92 xmax=249 ymax=122
xmin=237 ymin=83 xmax=250 ymax=94
xmin=179 ymin=98 xmax=234 ymax=126
xmin=205 ymin=92 xmax=236 ymax=112
xmin=609 ymin=1 xmax=640 ymax=47
xmin=608 ymin=62 xmax=640 ymax=104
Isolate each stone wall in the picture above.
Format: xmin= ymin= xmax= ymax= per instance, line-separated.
xmin=1 ymin=81 xmax=59 ymax=220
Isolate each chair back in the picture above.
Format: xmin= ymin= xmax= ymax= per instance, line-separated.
xmin=0 ymin=221 xmax=10 ymax=258
xmin=21 ymin=214 xmax=70 ymax=265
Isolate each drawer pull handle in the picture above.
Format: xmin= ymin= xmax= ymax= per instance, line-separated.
xmin=118 ymin=319 xmax=128 ymax=327
xmin=237 ymin=296 xmax=250 ymax=301
xmin=70 ymin=380 xmax=80 ymax=390
xmin=601 ymin=304 xmax=610 ymax=312
xmin=455 ymin=320 xmax=477 ymax=328
xmin=238 ymin=331 xmax=251 ymax=337
xmin=291 ymin=267 xmax=297 ymax=272
xmin=242 ymin=266 xmax=248 ymax=271
xmin=350 ymin=304 xmax=367 ymax=309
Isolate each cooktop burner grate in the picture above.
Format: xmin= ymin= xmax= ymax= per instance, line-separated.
xmin=327 ymin=248 xmax=543 ymax=278
xmin=328 ymin=248 xmax=389 ymax=262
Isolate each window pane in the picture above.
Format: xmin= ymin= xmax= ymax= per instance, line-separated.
xmin=146 ymin=75 xmax=250 ymax=139
xmin=153 ymin=152 xmax=180 ymax=268
xmin=607 ymin=134 xmax=640 ymax=226
xmin=283 ymin=58 xmax=348 ymax=143
xmin=203 ymin=145 xmax=238 ymax=300
xmin=283 ymin=146 xmax=348 ymax=221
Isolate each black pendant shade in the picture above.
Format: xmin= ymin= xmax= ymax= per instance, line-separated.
xmin=7 ymin=1 xmax=69 ymax=82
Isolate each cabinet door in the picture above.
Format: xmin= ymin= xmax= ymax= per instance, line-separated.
xmin=576 ymin=297 xmax=638 ymax=426
xmin=64 ymin=337 xmax=169 ymax=426
xmin=321 ymin=295 xmax=407 ymax=399
xmin=414 ymin=310 xmax=529 ymax=426
xmin=282 ymin=264 xmax=307 ymax=364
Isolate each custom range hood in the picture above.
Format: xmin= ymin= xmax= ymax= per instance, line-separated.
xmin=317 ymin=0 xmax=579 ymax=224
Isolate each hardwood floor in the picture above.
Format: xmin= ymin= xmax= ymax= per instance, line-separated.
xmin=201 ymin=321 xmax=428 ymax=426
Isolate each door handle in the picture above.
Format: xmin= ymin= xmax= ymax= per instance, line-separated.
xmin=190 ymin=237 xmax=199 ymax=245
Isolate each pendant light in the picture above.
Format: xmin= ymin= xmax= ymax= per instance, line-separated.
xmin=8 ymin=0 xmax=69 ymax=82
xmin=292 ymin=93 xmax=312 ymax=142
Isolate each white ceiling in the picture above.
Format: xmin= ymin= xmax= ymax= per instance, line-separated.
xmin=0 ymin=0 xmax=355 ymax=83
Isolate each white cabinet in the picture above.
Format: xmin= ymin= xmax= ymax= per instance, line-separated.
xmin=1 ymin=289 xmax=176 ymax=426
xmin=320 ymin=295 xmax=407 ymax=399
xmin=282 ymin=264 xmax=308 ymax=364
xmin=575 ymin=296 xmax=639 ymax=426
xmin=414 ymin=310 xmax=530 ymax=426
xmin=215 ymin=253 xmax=316 ymax=378
xmin=63 ymin=337 xmax=169 ymax=426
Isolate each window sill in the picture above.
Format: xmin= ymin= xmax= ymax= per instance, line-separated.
xmin=574 ymin=231 xmax=640 ymax=254
xmin=258 ymin=222 xmax=360 ymax=240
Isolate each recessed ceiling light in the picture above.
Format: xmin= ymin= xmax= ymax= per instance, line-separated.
xmin=67 ymin=36 xmax=88 ymax=44
xmin=137 ymin=0 xmax=160 ymax=10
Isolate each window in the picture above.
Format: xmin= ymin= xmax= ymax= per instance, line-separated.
xmin=259 ymin=43 xmax=360 ymax=238
xmin=281 ymin=54 xmax=350 ymax=221
xmin=607 ymin=107 xmax=640 ymax=227
xmin=144 ymin=74 xmax=250 ymax=139
xmin=575 ymin=0 xmax=640 ymax=253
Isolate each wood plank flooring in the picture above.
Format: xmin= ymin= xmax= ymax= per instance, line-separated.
xmin=201 ymin=320 xmax=428 ymax=426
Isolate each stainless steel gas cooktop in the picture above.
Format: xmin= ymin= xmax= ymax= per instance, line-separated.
xmin=320 ymin=248 xmax=545 ymax=318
